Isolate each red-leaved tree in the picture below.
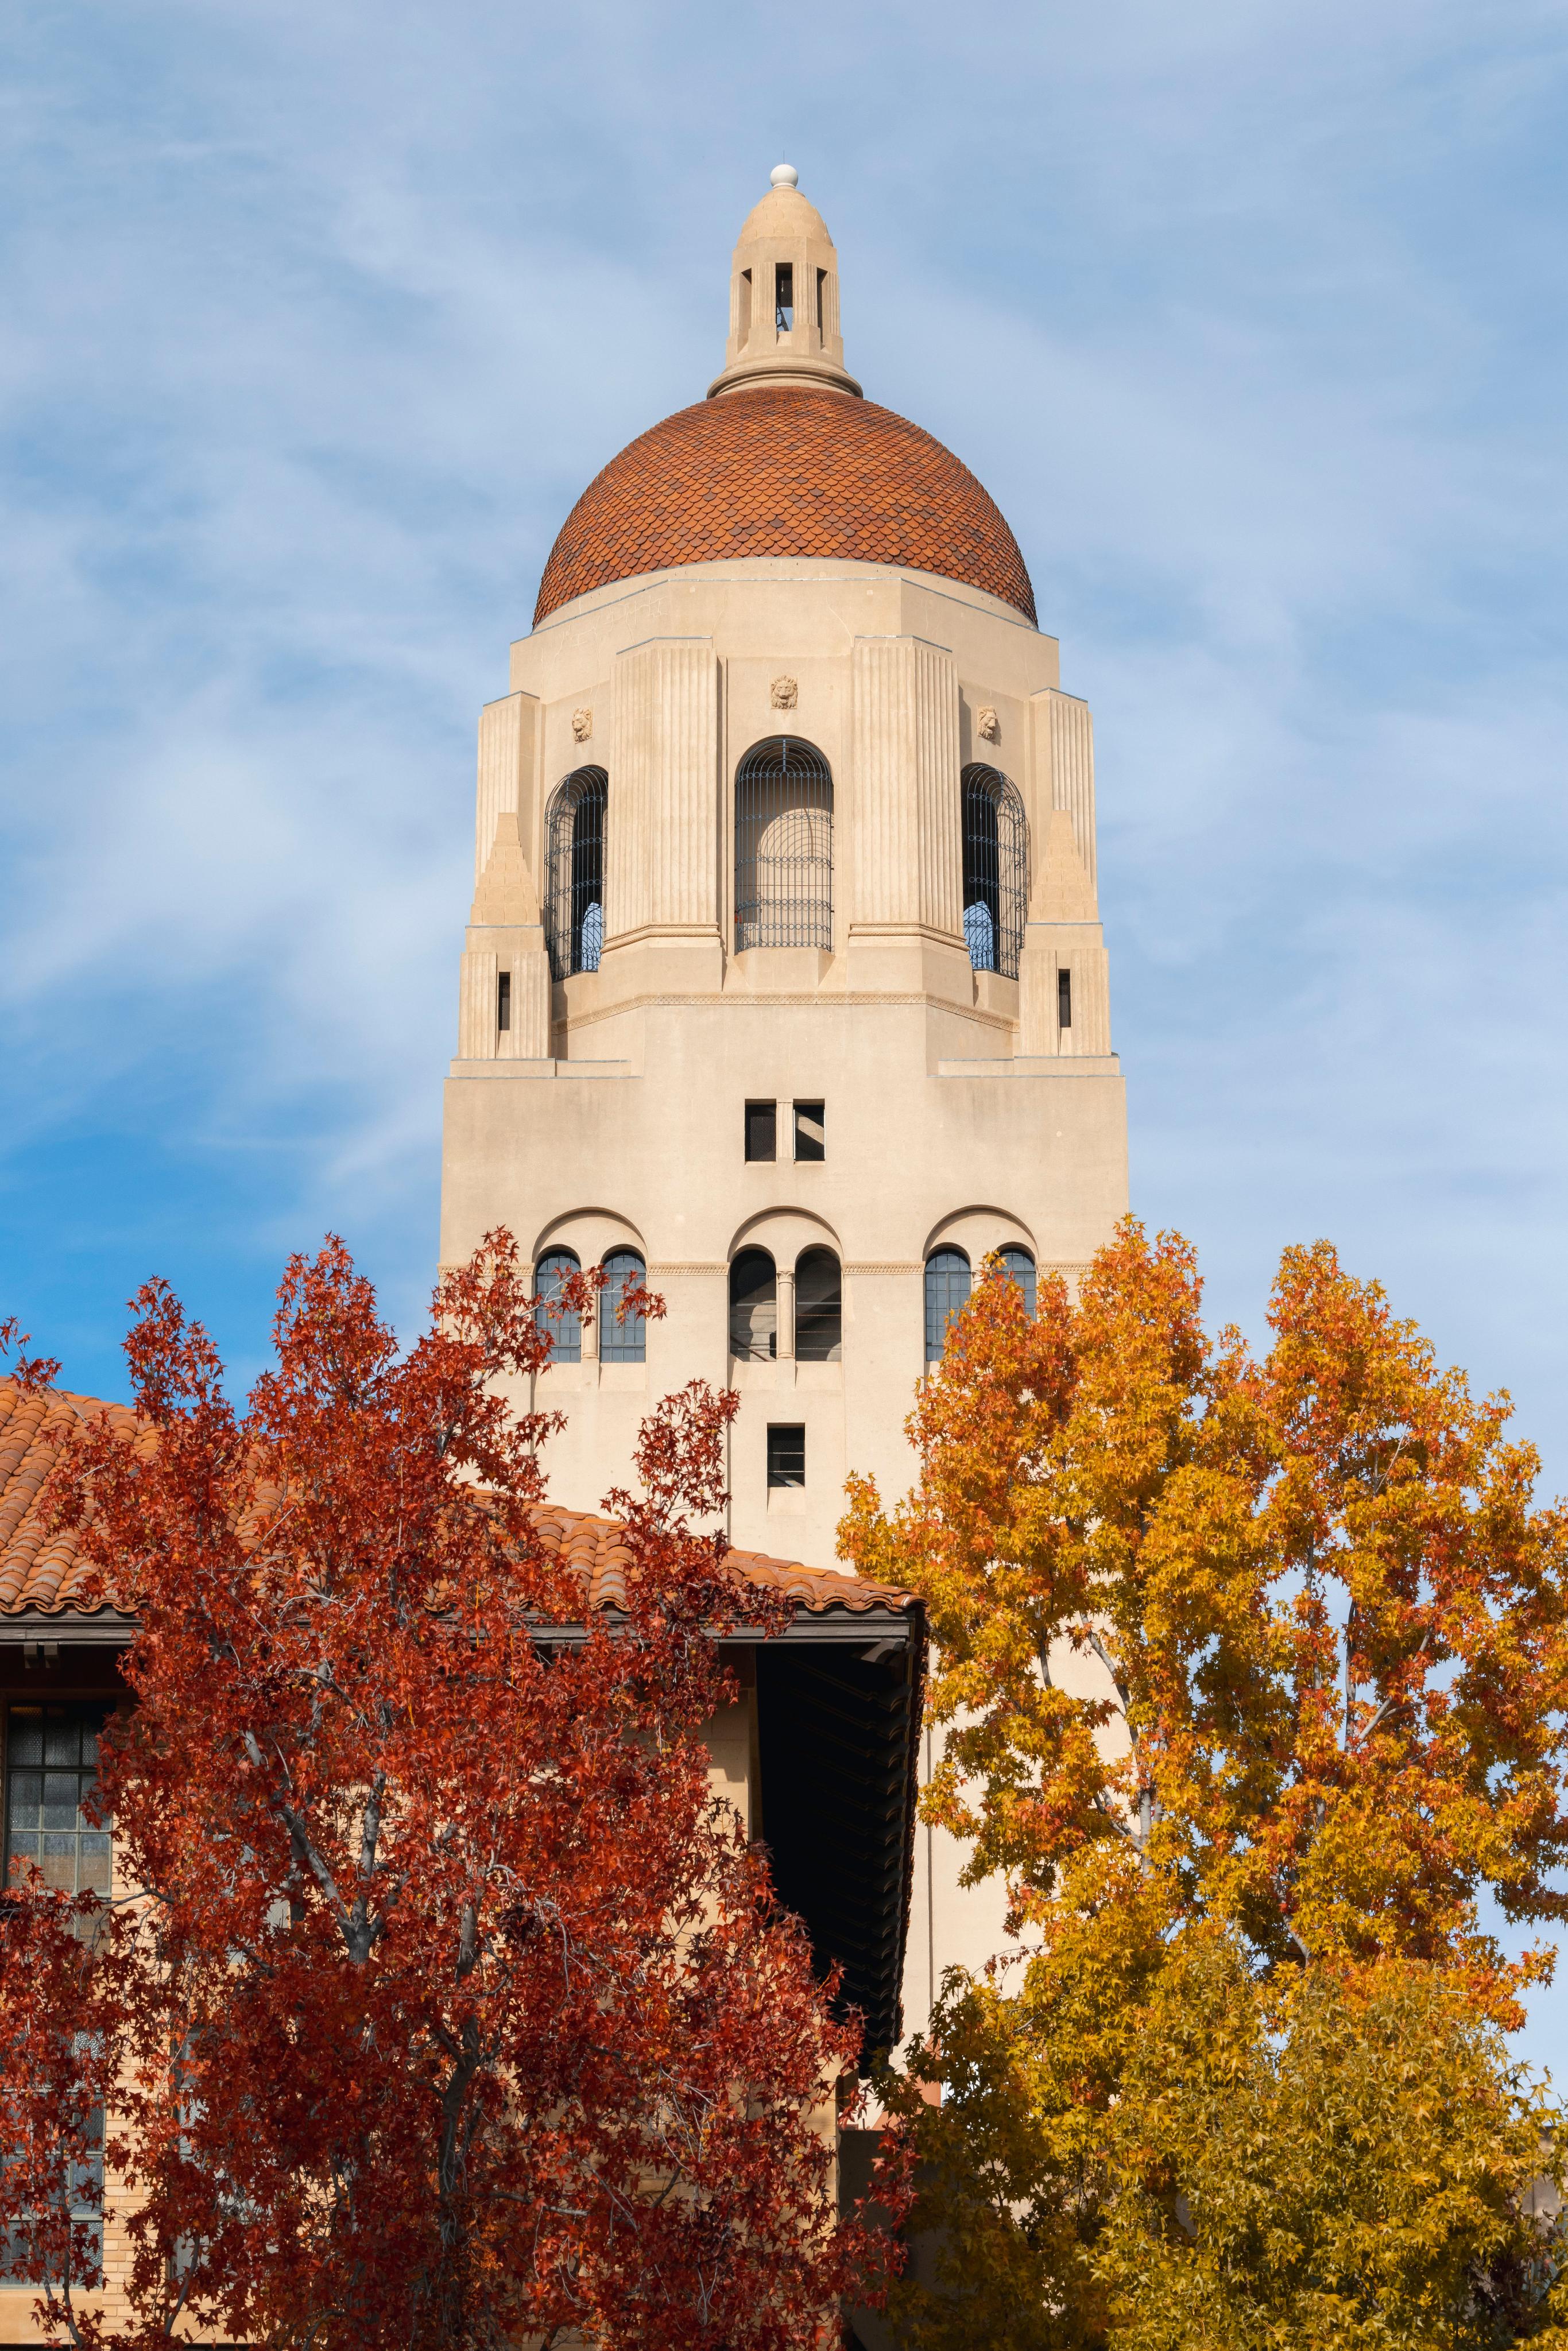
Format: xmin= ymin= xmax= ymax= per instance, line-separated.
xmin=0 ymin=1241 xmax=877 ymax=2350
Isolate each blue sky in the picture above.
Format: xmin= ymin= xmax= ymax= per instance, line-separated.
xmin=5 ymin=1 xmax=1568 ymax=2055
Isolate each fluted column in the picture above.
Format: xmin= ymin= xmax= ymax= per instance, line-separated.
xmin=606 ymin=638 xmax=719 ymax=943
xmin=849 ymin=636 xmax=962 ymax=938
xmin=1029 ymin=687 xmax=1097 ymax=891
xmin=474 ymin=691 xmax=539 ymax=883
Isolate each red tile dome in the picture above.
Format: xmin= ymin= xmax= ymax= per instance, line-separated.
xmin=533 ymin=386 xmax=1036 ymax=626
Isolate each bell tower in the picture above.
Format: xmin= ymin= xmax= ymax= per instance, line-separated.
xmin=440 ymin=174 xmax=1128 ymax=2020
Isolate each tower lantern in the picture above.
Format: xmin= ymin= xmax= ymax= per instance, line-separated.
xmin=708 ymin=164 xmax=861 ymax=401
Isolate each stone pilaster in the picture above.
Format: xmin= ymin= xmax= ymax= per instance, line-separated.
xmin=1029 ymin=686 xmax=1097 ymax=892
xmin=606 ymin=638 xmax=720 ymax=941
xmin=475 ymin=691 xmax=539 ymax=884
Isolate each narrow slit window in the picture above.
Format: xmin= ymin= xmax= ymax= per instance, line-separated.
xmin=739 ymin=267 xmax=752 ymax=340
xmin=1058 ymin=968 xmax=1073 ymax=1029
xmin=775 ymin=261 xmax=794 ymax=331
xmin=793 ymin=1101 xmax=825 ymax=1162
xmin=767 ymin=1424 xmax=806 ymax=1488
xmin=815 ymin=268 xmax=826 ymax=331
xmin=745 ymin=1100 xmax=777 ymax=1163
xmin=496 ymin=971 xmax=512 ymax=1032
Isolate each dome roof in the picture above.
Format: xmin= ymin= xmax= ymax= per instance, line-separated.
xmin=533 ymin=387 xmax=1037 ymax=626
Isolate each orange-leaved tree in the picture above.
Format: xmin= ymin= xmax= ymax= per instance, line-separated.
xmin=842 ymin=1222 xmax=1568 ymax=2349
xmin=0 ymin=1241 xmax=879 ymax=2351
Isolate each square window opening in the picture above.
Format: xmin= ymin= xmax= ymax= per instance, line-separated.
xmin=745 ymin=1100 xmax=777 ymax=1163
xmin=767 ymin=1424 xmax=806 ymax=1489
xmin=793 ymin=1101 xmax=825 ymax=1162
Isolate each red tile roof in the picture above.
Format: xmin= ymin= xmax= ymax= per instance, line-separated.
xmin=0 ymin=1380 xmax=913 ymax=1625
xmin=534 ymin=388 xmax=1036 ymax=625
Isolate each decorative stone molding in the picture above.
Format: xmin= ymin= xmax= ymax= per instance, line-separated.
xmin=770 ymin=676 xmax=798 ymax=710
xmin=572 ymin=707 xmax=593 ymax=743
xmin=977 ymin=706 xmax=1000 ymax=742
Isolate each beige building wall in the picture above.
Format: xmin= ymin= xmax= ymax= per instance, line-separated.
xmin=440 ymin=552 xmax=1128 ymax=2035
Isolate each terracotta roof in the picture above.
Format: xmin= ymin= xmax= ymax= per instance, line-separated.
xmin=0 ymin=1380 xmax=913 ymax=1626
xmin=534 ymin=388 xmax=1036 ymax=625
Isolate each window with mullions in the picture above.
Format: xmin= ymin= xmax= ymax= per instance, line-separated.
xmin=5 ymin=1704 xmax=111 ymax=1896
xmin=734 ymin=738 xmax=833 ymax=953
xmin=795 ymin=1249 xmax=842 ymax=1362
xmin=544 ymin=766 xmax=607 ymax=981
xmin=533 ymin=1249 xmax=582 ymax=1364
xmin=729 ymin=1250 xmax=777 ymax=1362
xmin=924 ymin=1249 xmax=972 ymax=1362
xmin=601 ymin=1250 xmax=646 ymax=1364
xmin=997 ymin=1246 xmax=1037 ymax=1317
xmin=0 ymin=2035 xmax=104 ymax=2285
xmin=962 ymin=765 xmax=1028 ymax=981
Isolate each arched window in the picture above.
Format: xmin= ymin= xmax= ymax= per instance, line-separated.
xmin=729 ymin=1249 xmax=777 ymax=1361
xmin=600 ymin=1249 xmax=645 ymax=1364
xmin=795 ymin=1248 xmax=842 ymax=1363
xmin=998 ymin=1246 xmax=1036 ymax=1317
xmin=925 ymin=1248 xmax=971 ymax=1362
xmin=545 ymin=766 xmax=607 ymax=981
xmin=962 ymin=765 xmax=1028 ymax=981
xmin=533 ymin=1248 xmax=582 ymax=1364
xmin=734 ymin=737 xmax=833 ymax=952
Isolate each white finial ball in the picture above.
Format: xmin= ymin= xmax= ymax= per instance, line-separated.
xmin=770 ymin=163 xmax=799 ymax=189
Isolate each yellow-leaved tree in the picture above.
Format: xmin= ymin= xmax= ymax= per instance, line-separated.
xmin=842 ymin=1223 xmax=1568 ymax=2349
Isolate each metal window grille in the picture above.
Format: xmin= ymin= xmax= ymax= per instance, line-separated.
xmin=729 ymin=1249 xmax=777 ymax=1361
xmin=794 ymin=1248 xmax=842 ymax=1362
xmin=5 ymin=1703 xmax=111 ymax=1896
xmin=998 ymin=1246 xmax=1037 ymax=1317
xmin=962 ymin=765 xmax=1028 ymax=981
xmin=767 ymin=1424 xmax=806 ymax=1488
xmin=533 ymin=1249 xmax=582 ymax=1364
xmin=924 ymin=1249 xmax=972 ymax=1361
xmin=601 ymin=1250 xmax=646 ymax=1364
xmin=734 ymin=738 xmax=833 ymax=952
xmin=544 ymin=766 xmax=608 ymax=981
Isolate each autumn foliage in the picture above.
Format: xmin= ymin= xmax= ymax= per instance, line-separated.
xmin=0 ymin=1240 xmax=875 ymax=2350
xmin=842 ymin=1221 xmax=1568 ymax=2348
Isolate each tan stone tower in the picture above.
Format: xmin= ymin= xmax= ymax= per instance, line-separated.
xmin=440 ymin=168 xmax=1128 ymax=2015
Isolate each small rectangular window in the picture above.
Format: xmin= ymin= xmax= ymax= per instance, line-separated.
xmin=767 ymin=1424 xmax=806 ymax=1488
xmin=1058 ymin=968 xmax=1073 ymax=1029
xmin=793 ymin=1101 xmax=825 ymax=1162
xmin=816 ymin=268 xmax=826 ymax=331
xmin=775 ymin=262 xmax=793 ymax=331
xmin=497 ymin=971 xmax=512 ymax=1032
xmin=745 ymin=1100 xmax=777 ymax=1162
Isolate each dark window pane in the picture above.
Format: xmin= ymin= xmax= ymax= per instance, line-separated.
xmin=497 ymin=971 xmax=512 ymax=1032
xmin=998 ymin=1247 xmax=1037 ymax=1317
xmin=8 ymin=1711 xmax=44 ymax=1766
xmin=1058 ymin=966 xmax=1073 ymax=1028
xmin=745 ymin=1100 xmax=777 ymax=1162
xmin=3 ymin=1703 xmax=111 ymax=1897
xmin=533 ymin=1249 xmax=582 ymax=1365
xmin=544 ymin=766 xmax=608 ymax=981
xmin=962 ymin=766 xmax=1028 ymax=980
xmin=925 ymin=1250 xmax=972 ymax=1362
xmin=793 ymin=1101 xmax=825 ymax=1162
xmin=767 ymin=1424 xmax=806 ymax=1488
xmin=601 ymin=1250 xmax=646 ymax=1364
xmin=729 ymin=1250 xmax=777 ymax=1362
xmin=795 ymin=1248 xmax=842 ymax=1363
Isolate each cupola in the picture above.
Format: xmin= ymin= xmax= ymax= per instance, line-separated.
xmin=707 ymin=165 xmax=862 ymax=401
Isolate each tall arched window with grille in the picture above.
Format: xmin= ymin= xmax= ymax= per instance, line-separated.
xmin=532 ymin=1248 xmax=582 ymax=1364
xmin=734 ymin=737 xmax=833 ymax=952
xmin=961 ymin=765 xmax=1028 ymax=980
xmin=600 ymin=1249 xmax=646 ymax=1365
xmin=544 ymin=766 xmax=608 ymax=981
xmin=925 ymin=1248 xmax=971 ymax=1362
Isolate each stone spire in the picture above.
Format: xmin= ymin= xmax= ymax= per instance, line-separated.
xmin=707 ymin=165 xmax=863 ymax=401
